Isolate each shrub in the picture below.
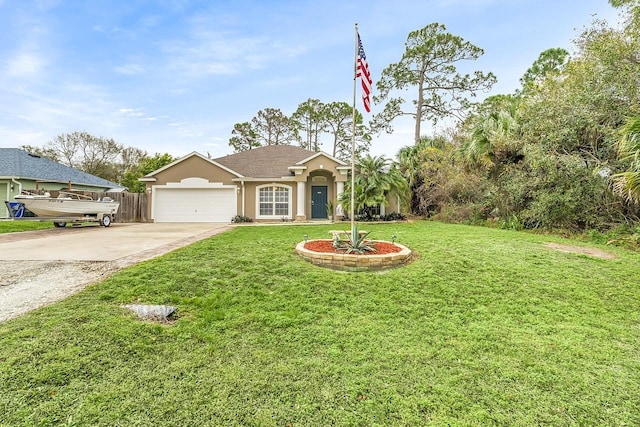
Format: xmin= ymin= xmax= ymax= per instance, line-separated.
xmin=411 ymin=145 xmax=489 ymax=217
xmin=379 ymin=212 xmax=407 ymax=221
xmin=490 ymin=150 xmax=621 ymax=231
xmin=231 ymin=215 xmax=253 ymax=223
xmin=340 ymin=211 xmax=407 ymax=222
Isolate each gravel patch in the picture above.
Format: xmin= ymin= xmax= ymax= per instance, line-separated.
xmin=0 ymin=260 xmax=119 ymax=323
xmin=0 ymin=225 xmax=231 ymax=324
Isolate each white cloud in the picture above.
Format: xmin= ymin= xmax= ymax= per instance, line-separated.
xmin=160 ymin=21 xmax=307 ymax=77
xmin=0 ymin=125 xmax=49 ymax=146
xmin=114 ymin=63 xmax=144 ymax=75
xmin=119 ymin=108 xmax=145 ymax=118
xmin=118 ymin=107 xmax=158 ymax=123
xmin=5 ymin=52 xmax=45 ymax=76
xmin=33 ymin=0 xmax=62 ymax=12
xmin=202 ymin=136 xmax=225 ymax=148
xmin=140 ymin=14 xmax=161 ymax=28
xmin=2 ymin=13 xmax=53 ymax=81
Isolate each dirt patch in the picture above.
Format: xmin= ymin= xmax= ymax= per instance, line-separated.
xmin=545 ymin=242 xmax=617 ymax=260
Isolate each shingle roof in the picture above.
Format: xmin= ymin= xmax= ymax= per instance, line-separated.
xmin=0 ymin=148 xmax=121 ymax=188
xmin=214 ymin=145 xmax=321 ymax=178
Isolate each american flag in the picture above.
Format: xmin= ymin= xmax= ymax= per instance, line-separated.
xmin=356 ymin=33 xmax=372 ymax=113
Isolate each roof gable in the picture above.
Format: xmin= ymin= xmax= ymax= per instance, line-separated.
xmin=214 ymin=145 xmax=332 ymax=178
xmin=295 ymin=151 xmax=348 ymax=167
xmin=142 ymin=151 xmax=243 ymax=179
xmin=0 ymin=148 xmax=120 ymax=188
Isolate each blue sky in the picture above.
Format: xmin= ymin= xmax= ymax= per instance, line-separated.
xmin=0 ymin=0 xmax=621 ymax=161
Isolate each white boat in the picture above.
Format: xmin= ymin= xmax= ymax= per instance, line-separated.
xmin=13 ymin=191 xmax=120 ymax=227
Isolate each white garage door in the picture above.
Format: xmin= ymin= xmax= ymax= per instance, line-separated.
xmin=154 ymin=188 xmax=237 ymax=222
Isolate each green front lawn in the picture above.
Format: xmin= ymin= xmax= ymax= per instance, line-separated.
xmin=1 ymin=221 xmax=639 ymax=426
xmin=0 ymin=220 xmax=53 ymax=233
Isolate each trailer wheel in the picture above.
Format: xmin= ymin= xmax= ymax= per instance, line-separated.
xmin=53 ymin=222 xmax=67 ymax=228
xmin=101 ymin=215 xmax=112 ymax=227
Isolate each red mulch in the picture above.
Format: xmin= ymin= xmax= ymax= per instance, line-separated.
xmin=304 ymin=239 xmax=402 ymax=255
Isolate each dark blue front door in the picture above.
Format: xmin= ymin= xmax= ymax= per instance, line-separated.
xmin=311 ymin=186 xmax=328 ymax=219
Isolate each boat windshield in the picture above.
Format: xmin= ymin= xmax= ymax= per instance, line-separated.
xmin=57 ymin=192 xmax=94 ymax=201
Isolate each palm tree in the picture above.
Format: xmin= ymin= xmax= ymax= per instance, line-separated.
xmin=459 ymin=98 xmax=521 ymax=178
xmin=340 ymin=155 xmax=408 ymax=217
xmin=396 ymin=136 xmax=442 ymax=214
xmin=613 ymin=115 xmax=640 ymax=202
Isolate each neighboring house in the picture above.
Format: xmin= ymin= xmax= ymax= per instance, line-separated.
xmin=0 ymin=148 xmax=123 ymax=217
xmin=140 ymin=145 xmax=398 ymax=223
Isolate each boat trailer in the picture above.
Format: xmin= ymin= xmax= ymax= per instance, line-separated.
xmin=4 ymin=201 xmax=115 ymax=227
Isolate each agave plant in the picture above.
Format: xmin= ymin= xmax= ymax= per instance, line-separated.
xmin=334 ymin=226 xmax=376 ymax=254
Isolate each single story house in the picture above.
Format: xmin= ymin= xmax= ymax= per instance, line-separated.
xmin=0 ymin=148 xmax=123 ymax=217
xmin=140 ymin=145 xmax=399 ymax=223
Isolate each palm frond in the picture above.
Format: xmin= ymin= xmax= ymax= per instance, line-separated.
xmin=613 ymin=170 xmax=640 ymax=203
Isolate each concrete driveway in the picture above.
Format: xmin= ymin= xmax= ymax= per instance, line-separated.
xmin=0 ymin=222 xmax=233 ymax=323
xmin=0 ymin=222 xmax=232 ymax=261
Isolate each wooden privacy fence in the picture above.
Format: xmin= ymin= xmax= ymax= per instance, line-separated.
xmin=30 ymin=190 xmax=150 ymax=223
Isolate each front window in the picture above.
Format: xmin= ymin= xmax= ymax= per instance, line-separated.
xmin=258 ymin=185 xmax=291 ymax=218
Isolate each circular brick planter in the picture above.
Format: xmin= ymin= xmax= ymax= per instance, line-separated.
xmin=295 ymin=240 xmax=412 ymax=272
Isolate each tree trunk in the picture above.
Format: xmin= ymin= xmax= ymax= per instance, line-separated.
xmin=414 ymin=69 xmax=426 ymax=144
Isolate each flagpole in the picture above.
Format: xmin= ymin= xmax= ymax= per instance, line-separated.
xmin=351 ymin=23 xmax=358 ymax=237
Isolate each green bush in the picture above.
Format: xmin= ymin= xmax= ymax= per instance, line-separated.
xmin=412 ymin=145 xmax=488 ymax=216
xmin=231 ymin=215 xmax=253 ymax=223
xmin=485 ymin=149 xmax=627 ymax=231
xmin=585 ymin=224 xmax=640 ymax=249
